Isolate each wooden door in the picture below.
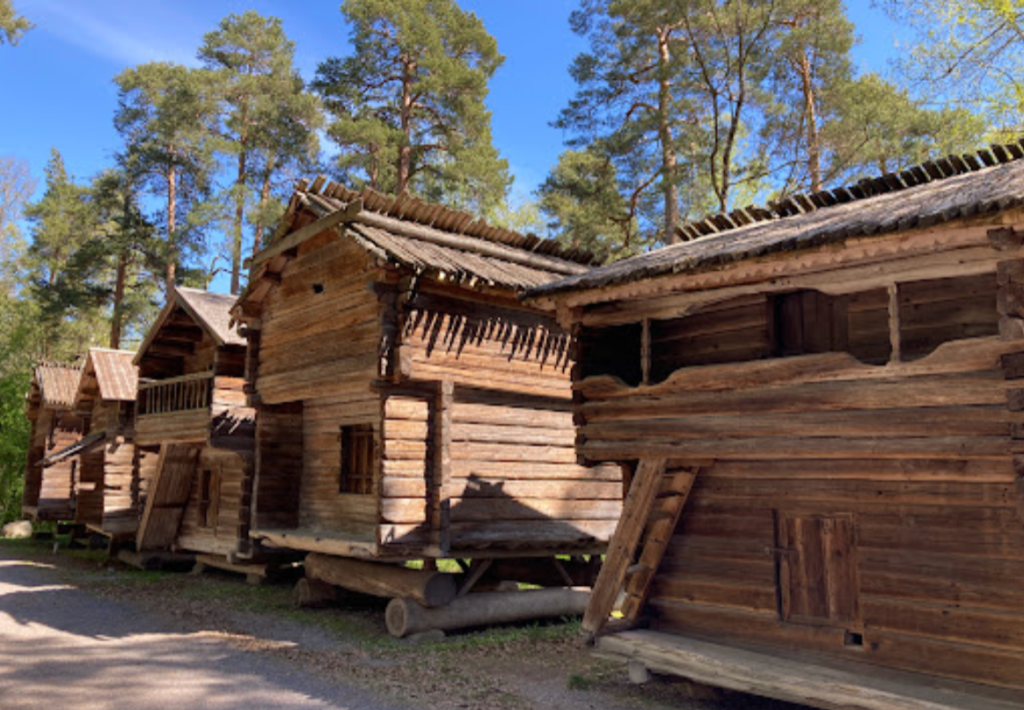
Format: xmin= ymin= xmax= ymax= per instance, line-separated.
xmin=776 ymin=513 xmax=860 ymax=627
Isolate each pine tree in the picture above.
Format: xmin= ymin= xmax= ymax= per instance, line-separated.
xmin=200 ymin=10 xmax=321 ymax=293
xmin=314 ymin=0 xmax=510 ymax=213
xmin=114 ymin=62 xmax=218 ymax=294
xmin=22 ymin=150 xmax=106 ymax=357
xmin=538 ymin=148 xmax=643 ymax=261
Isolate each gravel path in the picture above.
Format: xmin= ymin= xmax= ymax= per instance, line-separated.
xmin=0 ymin=548 xmax=404 ymax=710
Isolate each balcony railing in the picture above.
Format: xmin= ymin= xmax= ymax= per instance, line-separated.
xmin=138 ymin=371 xmax=213 ymax=417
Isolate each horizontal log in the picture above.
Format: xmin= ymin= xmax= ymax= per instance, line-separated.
xmin=305 ymin=553 xmax=456 ymax=608
xmin=385 ymin=588 xmax=589 ymax=637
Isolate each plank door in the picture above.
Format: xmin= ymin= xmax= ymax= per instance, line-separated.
xmin=776 ymin=513 xmax=860 ymax=627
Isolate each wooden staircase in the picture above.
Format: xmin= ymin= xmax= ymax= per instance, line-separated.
xmin=135 ymin=444 xmax=198 ymax=551
xmin=582 ymin=458 xmax=699 ymax=636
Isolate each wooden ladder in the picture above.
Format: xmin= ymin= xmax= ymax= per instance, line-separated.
xmin=582 ymin=458 xmax=699 ymax=637
xmin=135 ymin=444 xmax=198 ymax=551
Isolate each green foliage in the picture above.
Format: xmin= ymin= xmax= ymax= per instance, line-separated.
xmin=0 ymin=370 xmax=29 ymax=524
xmin=0 ymin=155 xmax=35 ymax=290
xmin=114 ymin=62 xmax=220 ymax=292
xmin=314 ymin=0 xmax=511 ymax=214
xmin=538 ymin=148 xmax=645 ymax=261
xmin=199 ymin=10 xmax=322 ymax=292
xmin=550 ymin=0 xmax=990 ymax=254
xmin=0 ymin=0 xmax=31 ymax=46
xmin=882 ymin=0 xmax=1024 ymax=133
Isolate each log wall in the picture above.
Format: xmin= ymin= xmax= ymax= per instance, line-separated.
xmin=380 ymin=287 xmax=623 ymax=556
xmin=256 ymin=238 xmax=380 ymax=405
xmin=24 ymin=408 xmax=82 ymax=519
xmin=573 ymin=255 xmax=1024 ymax=689
xmin=177 ymin=447 xmax=249 ymax=557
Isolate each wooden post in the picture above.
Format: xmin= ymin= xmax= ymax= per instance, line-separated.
xmin=887 ymin=283 xmax=901 ymax=364
xmin=432 ymin=381 xmax=454 ymax=556
xmin=582 ymin=457 xmax=667 ymax=637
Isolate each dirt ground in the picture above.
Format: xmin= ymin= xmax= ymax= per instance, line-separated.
xmin=0 ymin=536 xmax=805 ymax=710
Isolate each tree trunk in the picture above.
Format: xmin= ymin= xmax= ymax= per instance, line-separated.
xmin=231 ymin=148 xmax=247 ymax=295
xmin=166 ymin=165 xmax=177 ymax=294
xmin=252 ymin=154 xmax=275 ymax=254
xmin=657 ymin=28 xmax=680 ymax=245
xmin=397 ymin=58 xmax=415 ymax=194
xmin=109 ymin=252 xmax=127 ymax=349
xmin=799 ymin=51 xmax=822 ymax=193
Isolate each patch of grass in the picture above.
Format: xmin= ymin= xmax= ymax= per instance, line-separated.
xmin=567 ymin=673 xmax=595 ymax=690
xmin=403 ymin=558 xmax=463 ymax=574
xmin=179 ymin=576 xmax=294 ymax=612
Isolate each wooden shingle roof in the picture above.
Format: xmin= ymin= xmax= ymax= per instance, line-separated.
xmin=176 ymin=288 xmax=246 ymax=346
xmin=34 ymin=363 xmax=82 ymax=409
xmin=240 ymin=178 xmax=598 ymax=301
xmin=83 ymin=348 xmax=138 ymax=402
xmin=530 ymin=141 xmax=1024 ymax=298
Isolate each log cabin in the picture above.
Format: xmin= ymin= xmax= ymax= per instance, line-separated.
xmin=132 ymin=287 xmax=256 ymax=567
xmin=527 ymin=143 xmax=1024 ymax=710
xmin=233 ymin=178 xmax=622 ymax=618
xmin=22 ymin=362 xmax=84 ymax=521
xmin=67 ymin=347 xmax=144 ymax=539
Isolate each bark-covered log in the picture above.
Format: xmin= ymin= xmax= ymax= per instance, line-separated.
xmin=385 ymin=588 xmax=589 ymax=637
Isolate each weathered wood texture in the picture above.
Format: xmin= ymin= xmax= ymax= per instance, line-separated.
xmin=255 ymin=239 xmax=381 ymax=405
xmin=598 ymin=631 xmax=1024 ymax=710
xmin=304 ymin=553 xmax=456 ymax=607
xmin=385 ymin=588 xmax=590 ymax=638
xmin=568 ymin=241 xmax=1024 ymax=692
xmin=23 ymin=407 xmax=83 ymax=520
xmin=176 ymin=447 xmax=250 ymax=557
xmin=136 ymin=444 xmax=197 ymax=551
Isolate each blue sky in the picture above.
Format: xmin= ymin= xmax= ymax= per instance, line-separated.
xmin=1 ymin=1 xmax=906 ymax=296
xmin=2 ymin=1 xmax=904 ymax=198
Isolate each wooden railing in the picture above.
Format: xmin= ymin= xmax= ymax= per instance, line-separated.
xmin=138 ymin=371 xmax=213 ymax=417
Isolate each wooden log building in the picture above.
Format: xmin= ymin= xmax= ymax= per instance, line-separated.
xmin=527 ymin=143 xmax=1024 ymax=710
xmin=233 ymin=178 xmax=622 ymax=606
xmin=132 ymin=287 xmax=256 ymax=564
xmin=22 ymin=362 xmax=84 ymax=521
xmin=63 ymin=347 xmax=144 ymax=538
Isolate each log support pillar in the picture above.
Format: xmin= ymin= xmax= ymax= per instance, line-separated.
xmin=992 ymin=227 xmax=1024 ymax=529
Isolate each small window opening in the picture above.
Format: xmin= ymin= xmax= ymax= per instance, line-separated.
xmin=339 ymin=424 xmax=375 ymax=495
xmin=312 ymin=283 xmax=324 ymax=294
xmin=844 ymin=630 xmax=864 ymax=648
xmin=579 ymin=322 xmax=643 ymax=386
xmin=199 ymin=468 xmax=213 ymax=527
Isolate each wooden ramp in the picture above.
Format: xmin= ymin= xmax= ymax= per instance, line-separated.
xmin=598 ymin=630 xmax=1024 ymax=710
xmin=582 ymin=458 xmax=698 ymax=635
xmin=136 ymin=444 xmax=198 ymax=551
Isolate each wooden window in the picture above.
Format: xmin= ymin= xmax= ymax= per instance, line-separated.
xmin=897 ymin=273 xmax=998 ymax=361
xmin=771 ymin=290 xmax=849 ymax=357
xmin=198 ymin=467 xmax=219 ymax=528
xmin=339 ymin=424 xmax=375 ymax=495
xmin=775 ymin=513 xmax=860 ymax=627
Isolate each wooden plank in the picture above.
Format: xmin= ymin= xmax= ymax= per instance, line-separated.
xmin=582 ymin=457 xmax=667 ymax=636
xmin=597 ymin=630 xmax=1024 ymax=710
xmin=250 ymin=199 xmax=362 ymax=267
xmin=620 ymin=466 xmax=698 ymax=622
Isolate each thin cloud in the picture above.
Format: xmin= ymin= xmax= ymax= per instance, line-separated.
xmin=30 ymin=0 xmax=198 ymax=67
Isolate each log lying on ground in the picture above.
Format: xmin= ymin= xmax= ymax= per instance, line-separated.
xmin=385 ymin=587 xmax=590 ymax=638
xmin=305 ymin=553 xmax=457 ymax=608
